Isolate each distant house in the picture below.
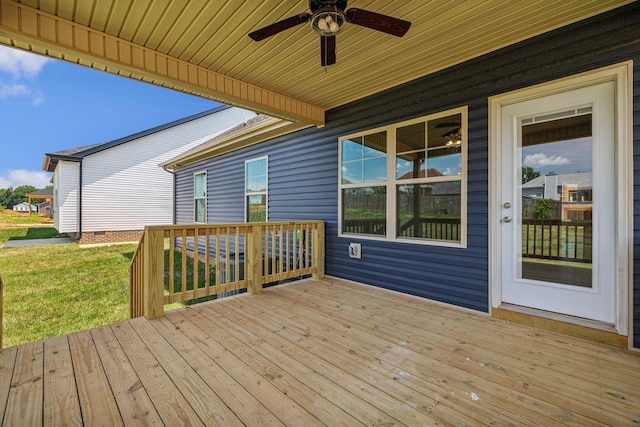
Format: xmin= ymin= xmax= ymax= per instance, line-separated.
xmin=12 ymin=202 xmax=37 ymax=213
xmin=42 ymin=105 xmax=257 ymax=245
xmin=37 ymin=200 xmax=53 ymax=217
xmin=26 ymin=188 xmax=54 ymax=216
xmin=522 ymin=172 xmax=593 ymax=220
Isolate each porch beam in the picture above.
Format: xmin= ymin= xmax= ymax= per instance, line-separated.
xmin=0 ymin=0 xmax=325 ymax=126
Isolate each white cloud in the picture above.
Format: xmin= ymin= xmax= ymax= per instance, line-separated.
xmin=0 ymin=82 xmax=29 ymax=97
xmin=0 ymin=170 xmax=51 ymax=189
xmin=0 ymin=82 xmax=45 ymax=105
xmin=523 ymin=152 xmax=569 ymax=168
xmin=0 ymin=46 xmax=51 ymax=78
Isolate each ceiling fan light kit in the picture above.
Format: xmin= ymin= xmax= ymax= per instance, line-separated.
xmin=311 ymin=7 xmax=346 ymax=36
xmin=248 ymin=0 xmax=411 ymax=66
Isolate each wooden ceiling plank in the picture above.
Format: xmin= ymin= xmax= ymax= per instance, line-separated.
xmin=117 ymin=0 xmax=151 ymax=41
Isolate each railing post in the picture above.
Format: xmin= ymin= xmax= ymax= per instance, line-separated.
xmin=143 ymin=227 xmax=165 ymax=319
xmin=247 ymin=225 xmax=263 ymax=294
xmin=312 ymin=222 xmax=325 ymax=279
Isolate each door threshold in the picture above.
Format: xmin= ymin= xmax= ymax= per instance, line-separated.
xmin=493 ymin=304 xmax=627 ymax=348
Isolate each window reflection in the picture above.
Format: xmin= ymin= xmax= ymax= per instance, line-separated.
xmin=341 ymin=132 xmax=387 ymax=184
xmin=397 ymin=182 xmax=461 ymax=241
xmin=342 ymin=187 xmax=387 ymax=236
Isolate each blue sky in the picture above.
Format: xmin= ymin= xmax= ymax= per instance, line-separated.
xmin=0 ymin=45 xmax=220 ymax=189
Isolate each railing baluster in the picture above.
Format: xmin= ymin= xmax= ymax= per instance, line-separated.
xmin=169 ymin=229 xmax=175 ymax=303
xmin=181 ymin=229 xmax=187 ymax=302
xmin=215 ymin=227 xmax=220 ymax=293
xmin=204 ymin=229 xmax=210 ymax=295
xmin=193 ymin=227 xmax=199 ymax=296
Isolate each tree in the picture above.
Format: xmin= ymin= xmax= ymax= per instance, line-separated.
xmin=522 ymin=167 xmax=541 ymax=184
xmin=0 ymin=185 xmax=38 ymax=208
xmin=534 ymin=198 xmax=553 ymax=219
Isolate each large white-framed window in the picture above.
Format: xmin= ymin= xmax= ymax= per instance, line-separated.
xmin=339 ymin=106 xmax=467 ymax=247
xmin=194 ymin=171 xmax=207 ymax=223
xmin=245 ymin=156 xmax=268 ymax=222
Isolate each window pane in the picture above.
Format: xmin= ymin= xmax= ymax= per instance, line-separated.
xmin=247 ymin=195 xmax=266 ymax=222
xmin=246 ymin=159 xmax=267 ymax=192
xmin=363 ymin=132 xmax=387 ymax=159
xmin=363 ymin=157 xmax=386 ymax=182
xmin=396 ymin=151 xmax=426 ymax=180
xmin=342 ymin=137 xmax=362 ymax=162
xmin=246 ymin=175 xmax=266 ymax=193
xmin=426 ymin=146 xmax=462 ymax=176
xmin=195 ymin=198 xmax=206 ymax=223
xmin=428 ymin=113 xmax=462 ymax=149
xmin=342 ymin=187 xmax=386 ymax=236
xmin=342 ymin=160 xmax=362 ymax=184
xmin=397 ymin=181 xmax=461 ymax=242
xmin=397 ymin=122 xmax=425 ymax=152
xmin=194 ymin=173 xmax=206 ymax=197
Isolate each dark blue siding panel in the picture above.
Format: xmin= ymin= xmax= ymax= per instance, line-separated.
xmin=174 ymin=3 xmax=640 ymax=347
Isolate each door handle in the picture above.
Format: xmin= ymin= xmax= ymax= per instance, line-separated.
xmin=503 ymin=216 xmax=512 ymax=223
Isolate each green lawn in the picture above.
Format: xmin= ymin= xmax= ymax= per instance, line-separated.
xmin=0 ymin=209 xmax=53 ymax=227
xmin=0 ymin=242 xmax=137 ymax=347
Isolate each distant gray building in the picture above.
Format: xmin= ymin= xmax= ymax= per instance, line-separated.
xmin=522 ymin=172 xmax=592 ymax=220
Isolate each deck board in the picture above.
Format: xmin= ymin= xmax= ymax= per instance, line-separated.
xmin=43 ymin=336 xmax=82 ymax=426
xmin=0 ymin=277 xmax=639 ymax=426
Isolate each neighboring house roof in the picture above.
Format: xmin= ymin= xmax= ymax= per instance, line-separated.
xmin=42 ymin=105 xmax=233 ymax=172
xmin=398 ymin=168 xmax=444 ymax=180
xmin=162 ymin=114 xmax=310 ymax=170
xmin=26 ymin=188 xmax=54 ymax=198
xmin=522 ymin=172 xmax=593 ymax=189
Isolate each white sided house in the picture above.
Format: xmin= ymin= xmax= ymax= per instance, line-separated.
xmin=12 ymin=202 xmax=37 ymax=213
xmin=42 ymin=105 xmax=257 ymax=245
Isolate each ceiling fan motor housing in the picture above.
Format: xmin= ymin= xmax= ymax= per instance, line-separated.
xmin=309 ymin=0 xmax=348 ymax=13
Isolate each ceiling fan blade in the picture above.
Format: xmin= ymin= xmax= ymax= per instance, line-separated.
xmin=320 ymin=36 xmax=336 ymax=66
xmin=345 ymin=8 xmax=411 ymax=37
xmin=249 ymin=13 xmax=311 ymax=41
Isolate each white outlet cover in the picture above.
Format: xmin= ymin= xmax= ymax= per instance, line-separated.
xmin=348 ymin=243 xmax=361 ymax=259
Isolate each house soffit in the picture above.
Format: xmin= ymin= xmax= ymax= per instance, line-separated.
xmin=0 ymin=0 xmax=634 ymax=128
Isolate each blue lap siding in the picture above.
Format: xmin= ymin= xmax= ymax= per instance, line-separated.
xmin=174 ymin=3 xmax=640 ymax=348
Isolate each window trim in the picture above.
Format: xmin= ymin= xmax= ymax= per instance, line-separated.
xmin=338 ymin=106 xmax=468 ymax=248
xmin=194 ymin=171 xmax=207 ymax=224
xmin=244 ymin=156 xmax=269 ymax=223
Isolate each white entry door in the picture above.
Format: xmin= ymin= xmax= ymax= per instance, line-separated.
xmin=499 ymin=81 xmax=616 ymax=324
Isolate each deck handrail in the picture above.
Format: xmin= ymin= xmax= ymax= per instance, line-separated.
xmin=129 ymin=221 xmax=325 ymax=319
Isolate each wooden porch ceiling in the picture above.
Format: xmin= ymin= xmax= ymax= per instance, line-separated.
xmin=1 ymin=277 xmax=638 ymax=425
xmin=0 ymin=0 xmax=633 ymax=127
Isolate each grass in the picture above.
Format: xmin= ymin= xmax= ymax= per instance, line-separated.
xmin=0 ymin=209 xmax=53 ymax=227
xmin=0 ymin=209 xmax=61 ymax=245
xmin=1 ymin=242 xmax=137 ymax=347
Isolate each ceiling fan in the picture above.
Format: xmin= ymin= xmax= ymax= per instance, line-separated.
xmin=248 ymin=0 xmax=411 ymax=66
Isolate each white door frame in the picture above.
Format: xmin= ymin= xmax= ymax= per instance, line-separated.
xmin=488 ymin=62 xmax=633 ymax=342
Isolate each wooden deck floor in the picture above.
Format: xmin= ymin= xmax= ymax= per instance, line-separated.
xmin=1 ymin=277 xmax=639 ymax=426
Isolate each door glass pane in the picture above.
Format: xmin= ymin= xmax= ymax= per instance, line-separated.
xmin=519 ymin=112 xmax=593 ymax=287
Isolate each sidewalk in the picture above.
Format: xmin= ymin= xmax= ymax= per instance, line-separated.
xmin=2 ymin=237 xmax=74 ymax=248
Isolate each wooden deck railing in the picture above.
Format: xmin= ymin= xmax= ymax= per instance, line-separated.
xmin=522 ymin=219 xmax=592 ymax=263
xmin=129 ymin=221 xmax=325 ymax=319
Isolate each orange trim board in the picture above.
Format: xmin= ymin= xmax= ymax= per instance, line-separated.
xmin=492 ymin=307 xmax=628 ymax=348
